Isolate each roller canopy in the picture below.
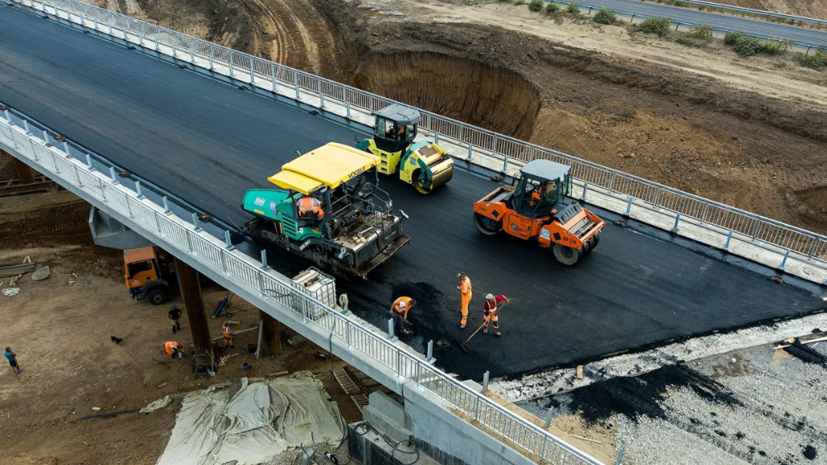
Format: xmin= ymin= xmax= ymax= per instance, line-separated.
xmin=372 ymin=104 xmax=421 ymax=126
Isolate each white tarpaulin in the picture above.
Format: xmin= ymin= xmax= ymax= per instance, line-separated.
xmin=157 ymin=372 xmax=346 ymax=465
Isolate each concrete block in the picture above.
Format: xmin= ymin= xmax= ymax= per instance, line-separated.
xmin=363 ymin=392 xmax=412 ymax=443
xmin=88 ymin=207 xmax=153 ymax=250
xmin=368 ymin=391 xmax=410 ymax=429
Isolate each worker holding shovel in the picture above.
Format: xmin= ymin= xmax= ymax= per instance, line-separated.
xmin=390 ymin=296 xmax=416 ymax=335
xmin=483 ymin=294 xmax=509 ymax=337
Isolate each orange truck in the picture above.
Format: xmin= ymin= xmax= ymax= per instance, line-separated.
xmin=124 ymin=247 xmax=176 ymax=305
xmin=473 ymin=160 xmax=604 ymax=266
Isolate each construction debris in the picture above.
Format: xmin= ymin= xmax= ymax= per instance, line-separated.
xmin=140 ymin=395 xmax=172 ymax=413
xmin=2 ymin=288 xmax=20 ymax=297
xmin=31 ymin=265 xmax=51 ymax=281
xmin=0 ymin=262 xmax=35 ymax=278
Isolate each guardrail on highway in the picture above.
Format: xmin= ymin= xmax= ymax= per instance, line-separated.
xmin=13 ymin=0 xmax=826 ymax=269
xmin=546 ymin=0 xmax=827 ymax=50
xmin=0 ymin=104 xmax=602 ymax=464
xmin=635 ymin=0 xmax=827 ymax=28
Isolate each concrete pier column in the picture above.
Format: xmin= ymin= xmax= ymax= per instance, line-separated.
xmin=259 ymin=310 xmax=282 ymax=356
xmin=174 ymin=257 xmax=211 ymax=355
xmin=10 ymin=153 xmax=35 ymax=184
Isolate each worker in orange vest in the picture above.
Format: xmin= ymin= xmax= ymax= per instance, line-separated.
xmin=390 ymin=296 xmax=416 ymax=335
xmin=297 ymin=196 xmax=324 ymax=220
xmin=222 ymin=321 xmax=234 ymax=349
xmin=165 ymin=341 xmax=184 ymax=359
xmin=483 ymin=293 xmax=509 ymax=337
xmin=456 ymin=273 xmax=472 ymax=329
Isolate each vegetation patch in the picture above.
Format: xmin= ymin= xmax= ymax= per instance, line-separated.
xmin=637 ymin=17 xmax=671 ymax=37
xmin=798 ymin=47 xmax=827 ymax=71
xmin=593 ymin=8 xmax=618 ymax=25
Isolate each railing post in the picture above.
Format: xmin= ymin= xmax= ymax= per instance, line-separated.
xmin=581 ymin=182 xmax=588 ymax=201
xmin=172 ymin=34 xmax=177 ymax=57
xmin=191 ymin=212 xmax=202 ymax=232
xmin=85 ymin=154 xmax=94 ymax=171
xmin=426 ymin=340 xmax=435 ymax=364
xmin=62 ymin=141 xmax=71 ymax=157
xmin=271 ymin=72 xmax=277 ymax=92
xmin=630 ymin=13 xmax=635 ymax=22
xmin=189 ymin=42 xmax=194 ymax=63
xmin=388 ymin=318 xmax=397 ymax=342
xmin=93 ymin=17 xmax=97 ymax=31
xmin=615 ymin=444 xmax=625 ymax=465
xmin=459 ymin=125 xmax=464 ymax=143
xmin=294 ymin=73 xmax=300 ymax=99
xmin=228 ymin=51 xmax=234 ymax=77
xmin=41 ymin=129 xmax=50 ymax=146
xmin=224 ymin=230 xmax=235 ymax=250
xmin=501 ymin=155 xmax=508 ymax=174
xmin=624 ymin=196 xmax=633 ymax=217
xmin=162 ymin=195 xmax=171 ymax=215
xmin=319 ymin=92 xmax=325 ymax=109
xmin=250 ymin=66 xmax=255 ymax=85
xmin=482 ymin=370 xmax=489 ymax=393
xmin=138 ymin=24 xmax=144 ymax=46
xmin=544 ymin=406 xmax=554 ymax=428
xmin=135 ymin=180 xmax=145 ymax=199
xmin=608 ymin=171 xmax=616 ymax=191
xmin=751 ymin=218 xmax=762 ymax=241
xmin=467 ymin=143 xmax=473 ymax=161
xmin=3 ymin=108 xmax=12 ymax=125
xmin=209 ymin=46 xmax=214 ymax=70
xmin=672 ymin=213 xmax=681 ymax=234
xmin=345 ymin=102 xmax=351 ymax=118
xmin=109 ymin=166 xmax=119 ymax=185
xmin=807 ymin=239 xmax=818 ymax=260
xmin=23 ymin=119 xmax=31 ymax=134
xmin=723 ymin=230 xmax=733 ymax=251
xmin=260 ymin=249 xmax=270 ymax=270
xmin=778 ymin=249 xmax=790 ymax=271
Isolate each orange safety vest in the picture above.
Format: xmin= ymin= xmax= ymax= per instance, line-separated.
xmin=460 ymin=277 xmax=472 ymax=299
xmin=222 ymin=323 xmax=232 ymax=337
xmin=165 ymin=341 xmax=180 ymax=356
xmin=392 ymin=296 xmax=413 ymax=314
xmin=297 ymin=197 xmax=324 ymax=218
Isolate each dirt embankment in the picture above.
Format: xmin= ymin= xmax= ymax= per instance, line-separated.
xmin=92 ymin=0 xmax=827 ymax=233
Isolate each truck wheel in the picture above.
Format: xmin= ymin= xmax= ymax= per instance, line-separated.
xmin=147 ymin=287 xmax=171 ymax=305
xmin=474 ymin=213 xmax=502 ymax=236
xmin=553 ymin=244 xmax=581 ymax=266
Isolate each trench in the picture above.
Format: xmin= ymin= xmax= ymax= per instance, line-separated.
xmin=350 ymin=52 xmax=541 ymax=140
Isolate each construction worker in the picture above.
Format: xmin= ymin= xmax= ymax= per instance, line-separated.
xmin=165 ymin=341 xmax=184 ymax=359
xmin=456 ymin=273 xmax=472 ymax=329
xmin=168 ymin=306 xmax=182 ymax=334
xmin=222 ymin=321 xmax=234 ymax=349
xmin=297 ymin=195 xmax=324 ymax=220
xmin=4 ymin=347 xmax=20 ymax=374
xmin=483 ymin=294 xmax=509 ymax=337
xmin=390 ymin=296 xmax=416 ymax=335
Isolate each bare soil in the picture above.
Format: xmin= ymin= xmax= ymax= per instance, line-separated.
xmin=708 ymin=0 xmax=827 ymax=20
xmin=0 ymin=188 xmax=361 ymax=464
xmin=88 ymin=0 xmax=827 ymax=235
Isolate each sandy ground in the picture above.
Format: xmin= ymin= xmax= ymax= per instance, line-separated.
xmin=0 ymin=187 xmax=362 ymax=464
xmin=695 ymin=0 xmax=827 ymax=21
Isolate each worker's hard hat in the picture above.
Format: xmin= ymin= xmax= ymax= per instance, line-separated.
xmin=486 ymin=293 xmax=494 ymax=300
xmin=457 ymin=272 xmax=465 ymax=278
xmin=398 ymin=301 xmax=407 ymax=308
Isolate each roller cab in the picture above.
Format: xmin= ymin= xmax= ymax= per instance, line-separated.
xmin=356 ymin=104 xmax=454 ymax=194
xmin=473 ymin=160 xmax=605 ymax=266
xmin=242 ymin=143 xmax=409 ymax=278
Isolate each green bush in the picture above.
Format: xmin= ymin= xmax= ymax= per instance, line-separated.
xmin=798 ymin=47 xmax=827 ymax=70
xmin=546 ymin=2 xmax=560 ymax=12
xmin=593 ymin=8 xmax=617 ymax=24
xmin=566 ymin=1 xmax=580 ymax=14
xmin=514 ymin=0 xmax=526 ymax=5
xmin=689 ymin=24 xmax=713 ymax=38
xmin=733 ymin=35 xmax=762 ymax=56
xmin=761 ymin=39 xmax=782 ymax=55
xmin=724 ymin=31 xmax=741 ymax=45
xmin=529 ymin=0 xmax=544 ymax=11
xmin=638 ymin=17 xmax=671 ymax=37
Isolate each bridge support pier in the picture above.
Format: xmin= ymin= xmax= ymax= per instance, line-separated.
xmin=11 ymin=154 xmax=35 ymax=184
xmin=259 ymin=310 xmax=283 ymax=356
xmin=174 ymin=257 xmax=212 ymax=357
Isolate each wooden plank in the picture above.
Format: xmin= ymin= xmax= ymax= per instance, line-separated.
xmin=0 ymin=263 xmax=35 ymax=278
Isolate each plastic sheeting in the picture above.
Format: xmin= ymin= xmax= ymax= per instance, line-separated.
xmin=157 ymin=372 xmax=345 ymax=465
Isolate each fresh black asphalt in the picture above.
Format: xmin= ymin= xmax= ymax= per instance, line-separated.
xmin=0 ymin=6 xmax=823 ymax=379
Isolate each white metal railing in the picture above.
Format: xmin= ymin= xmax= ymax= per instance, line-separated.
xmin=13 ymin=0 xmax=826 ymax=271
xmin=0 ymin=104 xmax=602 ymax=464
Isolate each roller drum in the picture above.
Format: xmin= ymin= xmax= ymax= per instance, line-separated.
xmin=415 ymin=158 xmax=454 ymax=194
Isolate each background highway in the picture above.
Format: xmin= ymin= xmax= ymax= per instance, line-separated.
xmin=0 ymin=7 xmax=823 ymax=379
xmin=554 ymin=0 xmax=827 ymax=46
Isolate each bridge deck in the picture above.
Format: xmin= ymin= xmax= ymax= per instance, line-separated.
xmin=0 ymin=6 xmax=822 ymax=379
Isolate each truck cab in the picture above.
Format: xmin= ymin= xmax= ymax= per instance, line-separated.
xmin=124 ymin=246 xmax=173 ymax=305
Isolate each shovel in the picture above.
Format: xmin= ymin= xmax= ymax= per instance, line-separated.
xmin=456 ymin=301 xmax=509 ymax=353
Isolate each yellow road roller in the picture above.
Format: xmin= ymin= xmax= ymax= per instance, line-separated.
xmin=356 ymin=104 xmax=453 ymax=194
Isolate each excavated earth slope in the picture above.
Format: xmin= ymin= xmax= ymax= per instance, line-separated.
xmin=93 ymin=0 xmax=827 ymax=234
